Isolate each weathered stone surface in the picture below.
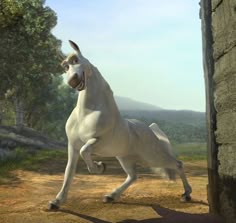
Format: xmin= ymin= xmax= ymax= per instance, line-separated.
xmin=212 ymin=0 xmax=223 ymax=11
xmin=212 ymin=0 xmax=236 ymax=60
xmin=214 ymin=92 xmax=236 ymax=113
xmin=218 ymin=144 xmax=236 ymax=177
xmin=203 ymin=0 xmax=236 ymax=221
xmin=218 ymin=144 xmax=236 ymax=222
xmin=213 ymin=46 xmax=236 ymax=84
xmin=214 ymin=73 xmax=236 ymax=112
xmin=219 ymin=188 xmax=236 ymax=223
xmin=215 ymin=112 xmax=236 ymax=144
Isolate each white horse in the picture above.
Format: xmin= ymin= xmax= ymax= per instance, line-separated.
xmin=49 ymin=40 xmax=192 ymax=209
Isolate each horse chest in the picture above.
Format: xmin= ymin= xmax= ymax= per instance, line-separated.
xmin=77 ymin=111 xmax=112 ymax=142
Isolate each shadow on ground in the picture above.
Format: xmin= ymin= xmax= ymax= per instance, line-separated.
xmin=53 ymin=205 xmax=224 ymax=223
xmin=118 ymin=205 xmax=224 ymax=223
xmin=53 ymin=209 xmax=110 ymax=223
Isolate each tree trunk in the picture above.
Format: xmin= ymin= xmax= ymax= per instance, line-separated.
xmin=0 ymin=101 xmax=3 ymax=125
xmin=14 ymin=97 xmax=25 ymax=130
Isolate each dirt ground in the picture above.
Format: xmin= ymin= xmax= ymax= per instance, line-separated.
xmin=0 ymin=158 xmax=224 ymax=223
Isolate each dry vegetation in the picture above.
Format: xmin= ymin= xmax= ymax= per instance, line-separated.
xmin=0 ymin=154 xmax=224 ymax=223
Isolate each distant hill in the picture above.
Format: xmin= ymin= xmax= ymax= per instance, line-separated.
xmin=112 ymin=96 xmax=206 ymax=143
xmin=120 ymin=109 xmax=206 ymax=143
xmin=121 ymin=109 xmax=206 ymax=126
xmin=114 ymin=96 xmax=162 ymax=111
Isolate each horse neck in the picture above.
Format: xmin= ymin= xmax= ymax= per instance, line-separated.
xmin=77 ymin=66 xmax=119 ymax=115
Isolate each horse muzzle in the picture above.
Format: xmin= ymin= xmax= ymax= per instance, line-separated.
xmin=68 ymin=72 xmax=85 ymax=91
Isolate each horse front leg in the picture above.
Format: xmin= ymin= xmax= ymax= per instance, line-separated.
xmin=49 ymin=144 xmax=79 ymax=210
xmin=80 ymin=138 xmax=106 ymax=174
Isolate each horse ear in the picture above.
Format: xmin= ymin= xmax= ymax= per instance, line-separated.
xmin=69 ymin=40 xmax=81 ymax=54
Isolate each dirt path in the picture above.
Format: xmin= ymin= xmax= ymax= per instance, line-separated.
xmin=0 ymin=159 xmax=224 ymax=223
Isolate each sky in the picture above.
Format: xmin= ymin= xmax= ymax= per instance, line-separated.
xmin=46 ymin=0 xmax=205 ymax=112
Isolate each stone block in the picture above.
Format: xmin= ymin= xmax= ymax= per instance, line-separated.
xmin=212 ymin=0 xmax=236 ymax=60
xmin=214 ymin=74 xmax=236 ymax=112
xmin=212 ymin=0 xmax=223 ymax=12
xmin=218 ymin=144 xmax=236 ymax=177
xmin=213 ymin=46 xmax=236 ymax=84
xmin=215 ymin=112 xmax=236 ymax=143
xmin=219 ymin=188 xmax=236 ymax=222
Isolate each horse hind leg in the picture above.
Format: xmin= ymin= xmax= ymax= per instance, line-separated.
xmin=103 ymin=156 xmax=137 ymax=203
xmin=146 ymin=155 xmax=192 ymax=202
xmin=176 ymin=160 xmax=192 ymax=202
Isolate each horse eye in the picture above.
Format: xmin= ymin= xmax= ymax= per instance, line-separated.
xmin=73 ymin=58 xmax=78 ymax=64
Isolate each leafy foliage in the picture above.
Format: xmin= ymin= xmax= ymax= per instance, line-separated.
xmin=0 ymin=100 xmax=15 ymax=125
xmin=32 ymin=76 xmax=77 ymax=141
xmin=0 ymin=0 xmax=63 ymax=127
xmin=0 ymin=0 xmax=23 ymax=29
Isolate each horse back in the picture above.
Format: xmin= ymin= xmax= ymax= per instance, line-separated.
xmin=126 ymin=119 xmax=175 ymax=167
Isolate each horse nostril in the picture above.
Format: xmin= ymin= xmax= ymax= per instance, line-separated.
xmin=72 ymin=73 xmax=78 ymax=79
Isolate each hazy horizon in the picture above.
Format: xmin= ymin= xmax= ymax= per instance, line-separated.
xmin=46 ymin=0 xmax=205 ymax=112
xmin=115 ymin=95 xmax=205 ymax=112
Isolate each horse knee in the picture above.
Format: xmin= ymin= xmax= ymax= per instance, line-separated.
xmin=80 ymin=145 xmax=92 ymax=161
xmin=177 ymin=160 xmax=183 ymax=169
xmin=128 ymin=174 xmax=137 ymax=183
xmin=79 ymin=148 xmax=87 ymax=159
xmin=80 ymin=138 xmax=96 ymax=160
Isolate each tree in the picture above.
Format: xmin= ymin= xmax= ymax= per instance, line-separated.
xmin=0 ymin=0 xmax=23 ymax=28
xmin=29 ymin=75 xmax=77 ymax=141
xmin=0 ymin=0 xmax=63 ymax=129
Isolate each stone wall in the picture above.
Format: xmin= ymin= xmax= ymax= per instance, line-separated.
xmin=213 ymin=0 xmax=236 ymax=222
xmin=202 ymin=0 xmax=236 ymax=222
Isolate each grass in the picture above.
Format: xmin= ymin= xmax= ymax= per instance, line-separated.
xmin=173 ymin=143 xmax=207 ymax=161
xmin=0 ymin=143 xmax=207 ymax=181
xmin=0 ymin=148 xmax=67 ymax=181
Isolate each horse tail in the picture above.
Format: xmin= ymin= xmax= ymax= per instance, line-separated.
xmin=149 ymin=123 xmax=169 ymax=141
xmin=149 ymin=123 xmax=176 ymax=181
xmin=150 ymin=168 xmax=176 ymax=181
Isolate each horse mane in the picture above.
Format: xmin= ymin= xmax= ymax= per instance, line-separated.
xmin=90 ymin=64 xmax=113 ymax=95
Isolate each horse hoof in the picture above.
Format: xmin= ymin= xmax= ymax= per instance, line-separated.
xmin=181 ymin=193 xmax=191 ymax=202
xmin=95 ymin=161 xmax=106 ymax=174
xmin=103 ymin=195 xmax=114 ymax=203
xmin=100 ymin=162 xmax=106 ymax=174
xmin=48 ymin=201 xmax=59 ymax=210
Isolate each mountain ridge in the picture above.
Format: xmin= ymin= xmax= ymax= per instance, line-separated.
xmin=114 ymin=96 xmax=204 ymax=113
xmin=114 ymin=96 xmax=162 ymax=111
xmin=113 ymin=96 xmax=206 ymax=143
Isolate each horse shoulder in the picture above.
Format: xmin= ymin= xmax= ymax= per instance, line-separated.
xmin=65 ymin=108 xmax=78 ymax=133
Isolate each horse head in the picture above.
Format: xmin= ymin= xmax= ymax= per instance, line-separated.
xmin=61 ymin=40 xmax=91 ymax=91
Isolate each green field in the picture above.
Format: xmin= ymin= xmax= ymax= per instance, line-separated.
xmin=0 ymin=148 xmax=67 ymax=180
xmin=0 ymin=143 xmax=207 ymax=180
xmin=173 ymin=143 xmax=207 ymax=161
